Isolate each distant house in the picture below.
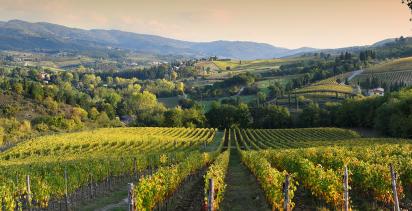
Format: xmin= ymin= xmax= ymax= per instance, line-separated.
xmin=368 ymin=88 xmax=384 ymax=96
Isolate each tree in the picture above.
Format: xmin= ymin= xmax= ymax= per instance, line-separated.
xmin=171 ymin=71 xmax=178 ymax=81
xmin=13 ymin=83 xmax=23 ymax=95
xmin=403 ymin=0 xmax=412 ymax=12
xmin=70 ymin=107 xmax=88 ymax=122
xmin=252 ymin=105 xmax=291 ymax=128
xmin=257 ymin=92 xmax=267 ymax=107
xmin=30 ymin=83 xmax=44 ymax=101
xmin=43 ymin=97 xmax=59 ymax=112
xmin=182 ymin=108 xmax=206 ymax=128
xmin=19 ymin=120 xmax=31 ymax=133
xmin=89 ymin=107 xmax=100 ymax=120
xmin=177 ymin=82 xmax=185 ymax=95
xmin=164 ymin=107 xmax=183 ymax=127
xmin=1 ymin=104 xmax=20 ymax=118
xmin=206 ymin=104 xmax=240 ymax=129
xmin=96 ymin=112 xmax=111 ymax=127
xmin=237 ymin=103 xmax=252 ymax=128
xmin=299 ymin=103 xmax=324 ymax=127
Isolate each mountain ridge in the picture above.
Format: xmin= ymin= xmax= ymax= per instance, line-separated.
xmin=0 ymin=19 xmax=317 ymax=59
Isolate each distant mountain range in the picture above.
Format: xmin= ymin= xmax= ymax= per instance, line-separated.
xmin=0 ymin=20 xmax=318 ymax=60
xmin=0 ymin=20 xmax=403 ymax=60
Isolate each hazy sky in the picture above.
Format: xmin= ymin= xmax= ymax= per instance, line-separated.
xmin=0 ymin=0 xmax=411 ymax=49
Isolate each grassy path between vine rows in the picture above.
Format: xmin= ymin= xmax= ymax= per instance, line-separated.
xmin=220 ymin=150 xmax=270 ymax=211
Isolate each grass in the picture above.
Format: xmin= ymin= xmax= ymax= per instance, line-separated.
xmin=158 ymin=96 xmax=181 ymax=108
xmin=213 ymin=60 xmax=242 ymax=70
xmin=77 ymin=187 xmax=128 ymax=211
xmin=255 ymin=75 xmax=302 ymax=89
xmin=194 ymin=61 xmax=220 ymax=72
xmin=220 ymin=151 xmax=270 ymax=211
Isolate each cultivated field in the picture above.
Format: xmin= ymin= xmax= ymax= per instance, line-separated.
xmin=1 ymin=127 xmax=411 ymax=210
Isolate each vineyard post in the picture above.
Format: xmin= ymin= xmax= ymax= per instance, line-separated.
xmin=2 ymin=196 xmax=6 ymax=211
xmin=208 ymin=178 xmax=214 ymax=211
xmin=106 ymin=169 xmax=111 ymax=191
xmin=389 ymin=164 xmax=400 ymax=211
xmin=295 ymin=94 xmax=299 ymax=110
xmin=283 ymin=174 xmax=290 ymax=211
xmin=133 ymin=157 xmax=137 ymax=180
xmin=64 ymin=167 xmax=70 ymax=211
xmin=288 ymin=92 xmax=291 ymax=107
xmin=343 ymin=165 xmax=349 ymax=211
xmin=26 ymin=175 xmax=31 ymax=211
xmin=89 ymin=174 xmax=93 ymax=199
xmin=128 ymin=183 xmax=135 ymax=211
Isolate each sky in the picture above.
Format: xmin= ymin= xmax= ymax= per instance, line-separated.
xmin=0 ymin=0 xmax=411 ymax=49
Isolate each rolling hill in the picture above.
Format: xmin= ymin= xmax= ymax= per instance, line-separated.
xmin=351 ymin=57 xmax=412 ymax=86
xmin=0 ymin=20 xmax=316 ymax=60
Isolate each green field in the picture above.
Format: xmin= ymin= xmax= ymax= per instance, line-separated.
xmin=158 ymin=96 xmax=181 ymax=108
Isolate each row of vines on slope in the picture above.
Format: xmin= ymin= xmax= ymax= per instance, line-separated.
xmin=0 ymin=127 xmax=218 ymax=210
xmin=234 ymin=128 xmax=412 ymax=209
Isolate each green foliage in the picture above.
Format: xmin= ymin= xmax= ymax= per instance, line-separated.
xmin=88 ymin=107 xmax=99 ymax=120
xmin=0 ymin=104 xmax=21 ymax=118
xmin=206 ymin=103 xmax=252 ymax=129
xmin=299 ymin=103 xmax=327 ymax=127
xmin=252 ymin=105 xmax=291 ymax=128
xmin=32 ymin=115 xmax=82 ymax=131
xmin=303 ymin=87 xmax=412 ymax=138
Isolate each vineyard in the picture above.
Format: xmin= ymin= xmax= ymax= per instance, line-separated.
xmin=350 ymin=57 xmax=412 ymax=86
xmin=292 ymin=83 xmax=356 ymax=97
xmin=233 ymin=128 xmax=412 ymax=210
xmin=1 ymin=127 xmax=412 ymax=210
xmin=363 ymin=57 xmax=412 ymax=73
xmin=313 ymin=71 xmax=355 ymax=85
xmin=352 ymin=70 xmax=412 ymax=86
xmin=0 ymin=127 xmax=220 ymax=210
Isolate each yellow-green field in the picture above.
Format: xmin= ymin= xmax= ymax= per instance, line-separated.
xmin=293 ymin=83 xmax=355 ymax=95
xmin=212 ymin=60 xmax=243 ymax=70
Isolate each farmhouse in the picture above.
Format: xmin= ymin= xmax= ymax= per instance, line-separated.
xmin=368 ymin=88 xmax=384 ymax=96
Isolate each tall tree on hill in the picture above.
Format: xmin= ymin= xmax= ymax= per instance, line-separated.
xmin=403 ymin=0 xmax=412 ymax=12
xmin=403 ymin=0 xmax=412 ymax=21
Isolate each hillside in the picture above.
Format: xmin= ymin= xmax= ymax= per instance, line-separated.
xmin=364 ymin=57 xmax=412 ymax=73
xmin=352 ymin=57 xmax=412 ymax=86
xmin=0 ymin=20 xmax=316 ymax=60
